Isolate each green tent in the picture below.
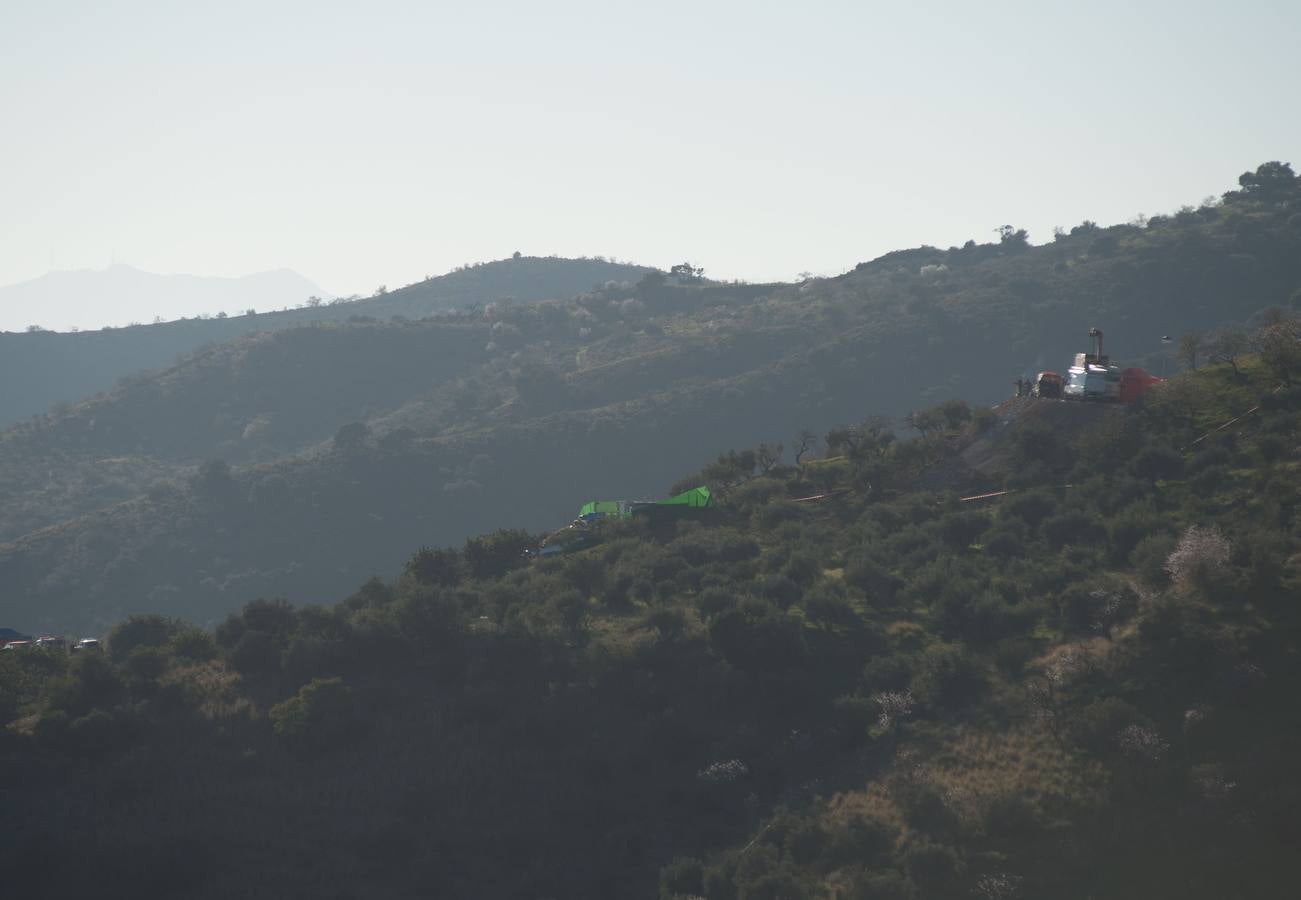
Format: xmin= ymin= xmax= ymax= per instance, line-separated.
xmin=578 ymin=487 xmax=710 ymax=520
xmin=655 ymin=486 xmax=711 ymax=508
xmin=578 ymin=499 xmax=629 ymax=519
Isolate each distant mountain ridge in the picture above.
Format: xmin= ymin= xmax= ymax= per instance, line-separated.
xmin=0 ymin=256 xmax=652 ymax=427
xmin=0 ymin=263 xmax=331 ymax=333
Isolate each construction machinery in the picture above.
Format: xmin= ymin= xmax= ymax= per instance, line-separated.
xmin=1064 ymin=327 xmax=1121 ymax=400
xmin=1030 ymin=328 xmax=1160 ymax=404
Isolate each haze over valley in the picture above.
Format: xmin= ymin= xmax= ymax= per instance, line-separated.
xmin=0 ymin=263 xmax=332 ymax=333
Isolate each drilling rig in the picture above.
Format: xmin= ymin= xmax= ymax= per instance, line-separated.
xmin=1064 ymin=327 xmax=1121 ymax=400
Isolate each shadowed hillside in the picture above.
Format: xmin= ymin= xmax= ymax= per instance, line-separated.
xmin=2 ymin=354 xmax=1297 ymax=899
xmin=1 ymin=164 xmax=1299 ymax=634
xmin=0 ymin=256 xmax=651 ymax=427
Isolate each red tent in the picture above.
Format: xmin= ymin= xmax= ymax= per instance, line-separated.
xmin=1118 ymin=367 xmax=1161 ymax=404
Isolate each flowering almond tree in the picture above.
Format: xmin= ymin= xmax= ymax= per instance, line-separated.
xmin=1165 ymin=525 xmax=1230 ymax=594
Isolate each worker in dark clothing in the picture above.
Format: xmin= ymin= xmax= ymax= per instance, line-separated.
xmin=1015 ymin=377 xmax=1024 ymax=398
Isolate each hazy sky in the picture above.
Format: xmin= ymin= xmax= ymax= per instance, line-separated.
xmin=2 ymin=0 xmax=1299 ymax=309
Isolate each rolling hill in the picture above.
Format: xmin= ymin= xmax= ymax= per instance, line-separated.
xmin=2 ymin=353 xmax=1297 ymax=899
xmin=1 ymin=163 xmax=1298 ymax=634
xmin=0 ymin=255 xmax=651 ymax=428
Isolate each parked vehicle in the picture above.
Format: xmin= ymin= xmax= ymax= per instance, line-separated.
xmin=1033 ymin=371 xmax=1064 ymax=399
xmin=0 ymin=627 xmax=32 ymax=645
xmin=73 ymin=638 xmax=102 ymax=653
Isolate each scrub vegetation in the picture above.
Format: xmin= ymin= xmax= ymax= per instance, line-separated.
xmin=3 ymin=350 xmax=1299 ymax=899
xmin=3 ymin=163 xmax=1301 ymax=633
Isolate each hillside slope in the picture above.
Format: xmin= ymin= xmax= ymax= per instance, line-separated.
xmin=0 ymin=256 xmax=650 ymax=427
xmin=2 ymin=358 xmax=1297 ymax=899
xmin=1 ymin=164 xmax=1299 ymax=633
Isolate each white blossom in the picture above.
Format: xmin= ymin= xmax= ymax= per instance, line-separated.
xmin=1165 ymin=525 xmax=1230 ymax=590
xmin=1117 ymin=724 xmax=1169 ymax=762
xmin=873 ymin=690 xmax=914 ymax=729
xmin=973 ymin=873 xmax=1023 ymax=899
xmin=697 ymin=759 xmax=748 ymax=784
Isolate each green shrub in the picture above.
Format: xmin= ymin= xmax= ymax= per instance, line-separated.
xmin=405 ymin=545 xmax=463 ymax=585
xmin=698 ymin=587 xmax=739 ymax=619
xmin=738 ymin=869 xmax=808 ymax=900
xmin=849 ymin=870 xmax=916 ymax=900
xmin=1003 ymin=489 xmax=1057 ymax=527
xmin=1108 ymin=504 xmax=1164 ymax=564
xmin=937 ymin=511 xmax=990 ymax=549
xmin=46 ymin=653 xmax=126 ymax=718
xmin=784 ymin=819 xmax=829 ymax=866
xmin=901 ymin=839 xmax=963 ymax=890
xmin=268 ymin=676 xmax=361 ymax=753
xmin=709 ymin=602 xmax=807 ymax=673
xmin=863 ymin=655 xmax=912 ymax=692
xmin=994 ymin=638 xmax=1036 ymax=679
xmin=562 ymin=554 xmax=608 ymax=598
xmin=238 ymin=598 xmax=298 ymax=640
xmin=982 ymin=791 xmax=1038 ymax=835
xmin=898 ymin=782 xmax=962 ymax=838
xmin=781 ymin=552 xmax=822 ymax=586
xmin=912 ymin=644 xmax=987 ymax=711
xmin=804 ymin=583 xmax=859 ymax=629
xmin=762 ymin=575 xmax=802 ymax=610
xmin=228 ymin=630 xmax=282 ymax=679
xmin=965 ymin=593 xmax=1037 ymax=644
xmin=703 ymin=859 xmax=739 ymax=900
xmin=643 ymin=607 xmax=687 ymax=642
xmin=830 ymin=695 xmax=876 ymax=747
xmin=1010 ymin=423 xmax=1076 ymax=473
xmin=1042 ymin=510 xmax=1105 ymax=549
xmin=845 ymin=557 xmax=903 ymax=605
xmin=106 ymin=614 xmax=183 ymax=662
xmin=463 ymin=528 xmax=533 ymax=579
xmin=68 ymin=708 xmax=126 ymax=758
xmin=168 ymin=626 xmax=217 ymax=662
xmin=124 ymin=646 xmax=170 ymax=684
xmin=826 ymin=814 xmax=896 ymax=866
xmin=672 ymin=529 xmax=761 ymax=565
xmin=1067 ymin=697 xmax=1142 ymax=753
xmin=1132 ymin=533 xmax=1177 ymax=588
xmin=983 ymin=524 xmax=1027 ymax=560
xmin=1132 ymin=446 xmax=1186 ymax=482
xmin=1256 ymin=433 xmax=1287 ymax=463
xmin=1057 ymin=584 xmax=1102 ymax=633
xmin=755 ymin=501 xmax=807 ymax=530
xmin=282 ymin=635 xmax=349 ymax=685
xmin=1189 ymin=463 xmax=1233 ymax=493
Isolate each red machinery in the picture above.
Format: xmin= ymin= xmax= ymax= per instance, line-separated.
xmin=1117 ymin=367 xmax=1162 ymax=403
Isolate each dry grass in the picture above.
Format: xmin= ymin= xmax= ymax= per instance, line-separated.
xmin=164 ymin=661 xmax=254 ymax=720
xmin=924 ymin=728 xmax=1106 ymax=821
xmin=824 ymin=727 xmax=1105 ymax=841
